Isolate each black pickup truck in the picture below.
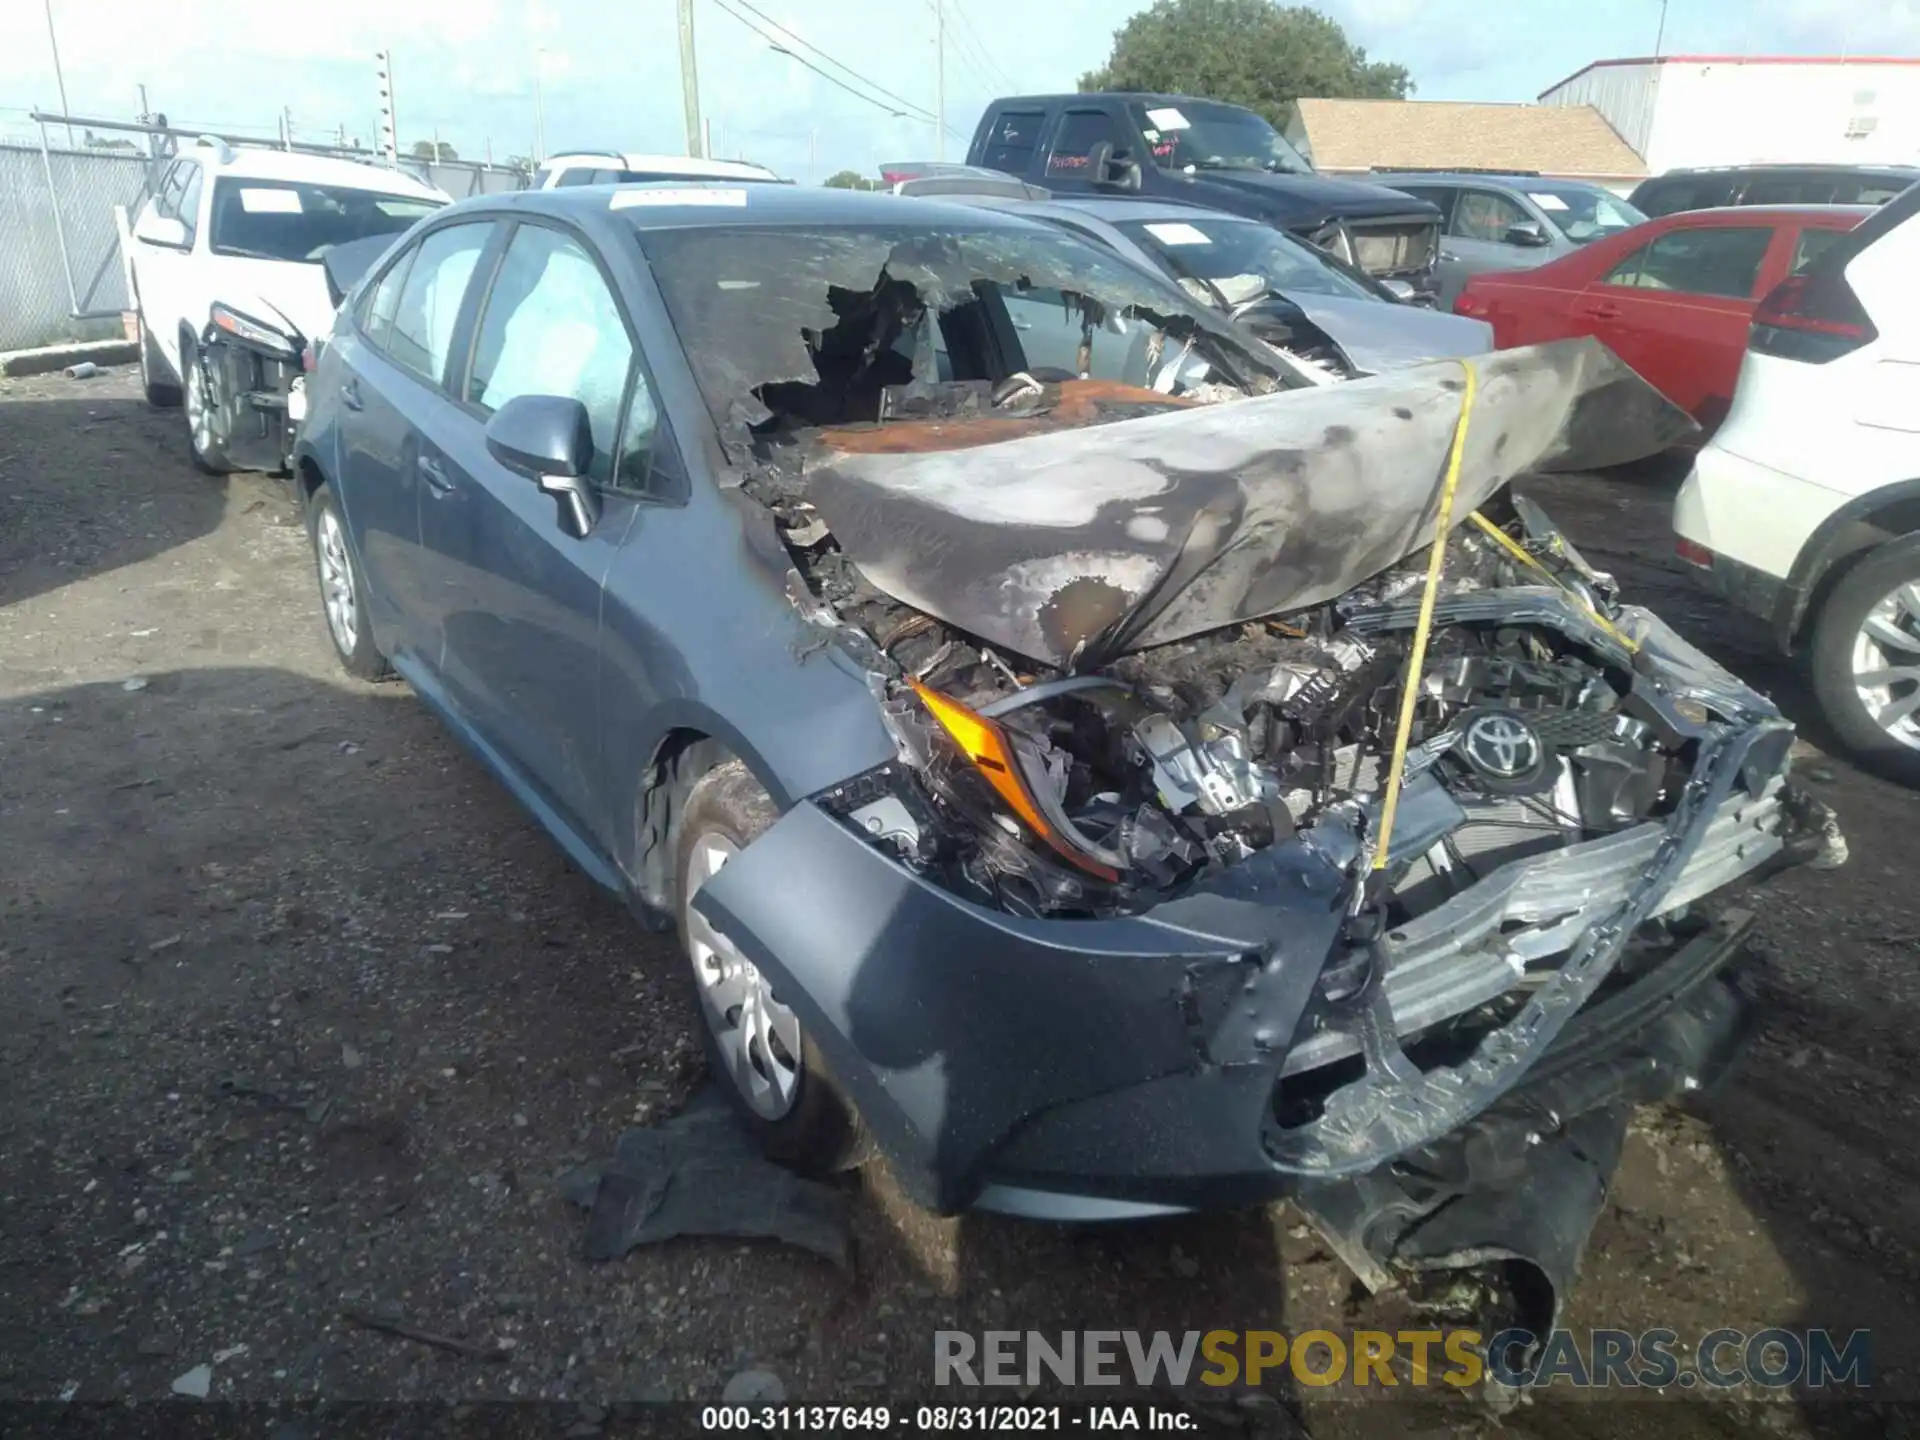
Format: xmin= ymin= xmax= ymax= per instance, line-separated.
xmin=964 ymin=93 xmax=1442 ymax=300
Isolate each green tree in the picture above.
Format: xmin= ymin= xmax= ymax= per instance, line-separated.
xmin=823 ymin=168 xmax=879 ymax=190
xmin=410 ymin=139 xmax=460 ymax=162
xmin=1079 ymin=0 xmax=1411 ymax=129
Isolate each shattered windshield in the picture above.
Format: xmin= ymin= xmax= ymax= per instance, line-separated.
xmin=208 ymin=179 xmax=441 ymax=263
xmin=1127 ymin=101 xmax=1313 ymax=177
xmin=636 ymin=222 xmax=1285 ymax=437
xmin=1116 ymin=215 xmax=1379 ymax=305
xmin=1524 ymin=185 xmax=1645 ymax=245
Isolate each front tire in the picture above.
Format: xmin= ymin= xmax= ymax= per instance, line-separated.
xmin=137 ymin=312 xmax=181 ymax=408
xmin=305 ymin=484 xmax=390 ymax=681
xmin=674 ymin=760 xmax=861 ymax=1174
xmin=182 ymin=336 xmax=234 ymax=475
xmin=1809 ymin=534 xmax=1920 ymax=787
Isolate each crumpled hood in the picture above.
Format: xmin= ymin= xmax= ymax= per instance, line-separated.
xmin=1282 ymin=293 xmax=1494 ymax=375
xmin=804 ymin=337 xmax=1695 ymax=670
xmin=205 ymin=272 xmax=332 ymax=351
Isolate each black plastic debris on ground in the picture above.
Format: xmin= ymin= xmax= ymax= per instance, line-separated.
xmin=558 ymin=1090 xmax=850 ymax=1267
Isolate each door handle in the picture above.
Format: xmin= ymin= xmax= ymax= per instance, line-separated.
xmin=338 ymin=378 xmax=363 ymax=411
xmin=417 ymin=454 xmax=455 ymax=494
xmin=1439 ymin=249 xmax=1460 ymax=262
xmin=1581 ymin=302 xmax=1622 ymax=319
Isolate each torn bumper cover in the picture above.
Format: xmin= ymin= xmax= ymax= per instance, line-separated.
xmin=691 ymin=611 xmax=1835 ymax=1222
xmin=804 ymin=338 xmax=1695 ymax=669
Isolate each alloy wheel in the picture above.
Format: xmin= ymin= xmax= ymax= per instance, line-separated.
xmin=683 ymin=833 xmax=802 ymax=1120
xmin=316 ymin=508 xmax=360 ymax=656
xmin=1850 ymin=580 xmax=1920 ymax=753
xmin=185 ymin=348 xmax=216 ymax=456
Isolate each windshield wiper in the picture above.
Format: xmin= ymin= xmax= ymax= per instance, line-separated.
xmin=1187 ymin=158 xmax=1263 ymax=172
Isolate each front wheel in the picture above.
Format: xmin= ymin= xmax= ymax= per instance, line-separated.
xmin=305 ymin=484 xmax=390 ymax=681
xmin=1809 ymin=534 xmax=1920 ymax=787
xmin=674 ymin=760 xmax=863 ymax=1174
xmin=182 ymin=337 xmax=234 ymax=474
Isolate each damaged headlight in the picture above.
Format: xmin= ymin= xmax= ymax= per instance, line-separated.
xmin=208 ymin=302 xmax=300 ymax=360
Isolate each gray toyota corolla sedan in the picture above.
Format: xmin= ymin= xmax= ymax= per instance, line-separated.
xmin=295 ymin=182 xmax=1841 ymax=1332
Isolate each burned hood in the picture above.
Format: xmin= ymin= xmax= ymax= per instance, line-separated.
xmin=803 ymin=338 xmax=1694 ymax=669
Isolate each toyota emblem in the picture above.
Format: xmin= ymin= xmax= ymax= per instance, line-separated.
xmin=1462 ymin=711 xmax=1545 ymax=781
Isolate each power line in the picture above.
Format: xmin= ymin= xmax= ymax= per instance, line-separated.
xmin=708 ymin=0 xmax=935 ymax=122
xmin=945 ymin=0 xmax=1015 ymax=90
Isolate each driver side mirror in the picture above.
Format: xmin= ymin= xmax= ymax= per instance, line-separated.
xmin=1503 ymin=219 xmax=1551 ymax=248
xmin=1087 ymin=141 xmax=1142 ymax=193
xmin=484 ymin=394 xmax=601 ymax=538
xmin=133 ymin=210 xmax=190 ymax=250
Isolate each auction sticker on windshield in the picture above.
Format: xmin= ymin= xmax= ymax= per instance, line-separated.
xmin=1143 ymin=221 xmax=1212 ymax=247
xmin=1145 ymin=107 xmax=1191 ymax=131
xmin=1528 ymin=192 xmax=1571 ymax=211
xmin=610 ymin=187 xmax=749 ymax=209
xmin=239 ymin=188 xmax=303 ymax=213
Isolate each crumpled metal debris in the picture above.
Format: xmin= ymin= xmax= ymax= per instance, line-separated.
xmin=558 ymin=1092 xmax=850 ymax=1266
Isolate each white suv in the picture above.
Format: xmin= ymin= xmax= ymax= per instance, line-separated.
xmin=530 ymin=152 xmax=784 ymax=188
xmin=1673 ymin=181 xmax=1920 ymax=782
xmin=128 ymin=140 xmax=446 ymax=472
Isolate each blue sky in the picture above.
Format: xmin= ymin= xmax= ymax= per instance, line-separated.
xmin=1 ymin=0 xmax=1912 ymax=178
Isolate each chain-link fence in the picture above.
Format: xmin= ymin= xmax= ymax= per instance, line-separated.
xmin=0 ymin=143 xmax=155 ymax=351
xmin=0 ymin=128 xmax=527 ymax=353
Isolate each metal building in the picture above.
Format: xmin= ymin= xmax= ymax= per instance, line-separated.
xmin=1539 ymin=55 xmax=1920 ymax=175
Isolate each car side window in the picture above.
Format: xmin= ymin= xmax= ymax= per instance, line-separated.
xmin=1743 ymin=175 xmax=1836 ymax=205
xmin=152 ymin=161 xmax=188 ymax=221
xmin=1046 ymin=110 xmax=1127 ymax=178
xmin=384 ymin=223 xmax=493 ymax=386
xmin=1393 ymin=185 xmax=1456 ymax=227
xmin=555 ymin=167 xmax=599 ymax=187
xmin=981 ymin=110 xmax=1045 ymax=174
xmin=1602 ymin=226 xmax=1773 ymax=299
xmin=611 ymin=373 xmax=661 ymax=493
xmin=174 ymin=162 xmax=204 ymax=244
xmin=1452 ymin=189 xmax=1528 ymax=242
xmin=355 ymin=248 xmax=416 ymax=352
xmin=1790 ymin=226 xmax=1846 ymax=275
xmin=466 ymin=225 xmax=634 ymax=486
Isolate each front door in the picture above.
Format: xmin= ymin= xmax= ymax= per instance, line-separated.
xmin=418 ymin=220 xmax=642 ymax=847
xmin=1579 ymin=222 xmax=1777 ymax=424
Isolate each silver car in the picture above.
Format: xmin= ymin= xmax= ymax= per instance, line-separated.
xmin=918 ymin=188 xmax=1492 ymax=379
xmin=1374 ymin=173 xmax=1646 ymax=307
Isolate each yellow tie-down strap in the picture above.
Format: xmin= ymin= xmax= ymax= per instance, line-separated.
xmin=1463 ymin=510 xmax=1640 ymax=654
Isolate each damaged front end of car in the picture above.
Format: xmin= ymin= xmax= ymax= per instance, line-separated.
xmin=669 ymin=224 xmax=1842 ymax=1333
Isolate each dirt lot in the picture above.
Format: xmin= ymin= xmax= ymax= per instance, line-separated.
xmin=3 ymin=366 xmax=1918 ymax=1436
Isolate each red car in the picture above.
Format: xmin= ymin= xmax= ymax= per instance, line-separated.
xmin=1453 ymin=204 xmax=1868 ymax=431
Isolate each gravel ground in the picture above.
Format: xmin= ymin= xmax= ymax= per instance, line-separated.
xmin=3 ymin=366 xmax=1918 ymax=1437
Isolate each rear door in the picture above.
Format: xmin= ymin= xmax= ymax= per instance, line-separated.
xmin=1441 ymin=187 xmax=1546 ymax=304
xmin=975 ymin=107 xmax=1047 ymax=179
xmin=1579 ymin=220 xmax=1778 ymax=423
xmin=418 ymin=219 xmax=641 ymax=843
xmin=330 ymin=219 xmax=497 ymax=665
xmin=1041 ymin=107 xmax=1132 ymax=195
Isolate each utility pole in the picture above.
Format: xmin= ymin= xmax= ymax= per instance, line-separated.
xmin=808 ymin=128 xmax=817 ymax=184
xmin=534 ymin=47 xmax=546 ymax=162
xmin=677 ymin=0 xmax=704 ymax=157
xmin=42 ymin=0 xmax=74 ymax=145
xmin=704 ymin=117 xmax=714 ymax=159
xmin=933 ymin=0 xmax=946 ymax=161
xmin=375 ymin=51 xmax=399 ymax=163
xmin=1653 ymin=0 xmax=1669 ymax=57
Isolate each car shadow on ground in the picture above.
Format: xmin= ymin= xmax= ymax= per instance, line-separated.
xmin=0 ymin=390 xmax=268 ymax=612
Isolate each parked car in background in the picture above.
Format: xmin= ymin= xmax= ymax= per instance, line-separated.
xmin=899 ymin=181 xmax=1492 ymax=379
xmin=1673 ymin=183 xmax=1920 ymax=783
xmin=287 ymin=182 xmax=1840 ymax=1342
xmin=531 ymin=152 xmax=785 ymax=188
xmin=1630 ymin=163 xmax=1918 ymax=218
xmin=1373 ymin=172 xmax=1645 ymax=307
xmin=963 ymin=93 xmax=1443 ymax=298
xmin=1454 ymin=205 xmax=1868 ymax=429
xmin=127 ymin=139 xmax=447 ymax=473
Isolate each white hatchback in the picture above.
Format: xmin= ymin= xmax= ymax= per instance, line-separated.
xmin=1673 ymin=181 xmax=1920 ymax=782
xmin=127 ymin=140 xmax=446 ymax=472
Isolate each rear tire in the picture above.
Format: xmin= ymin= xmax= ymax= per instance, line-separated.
xmin=1809 ymin=534 xmax=1920 ymax=787
xmin=182 ymin=336 xmax=234 ymax=475
xmin=305 ymin=484 xmax=391 ymax=682
xmin=674 ymin=760 xmax=864 ymax=1174
xmin=137 ymin=312 xmax=181 ymax=408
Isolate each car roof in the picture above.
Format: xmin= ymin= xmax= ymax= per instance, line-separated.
xmin=988 ymin=92 xmax=1257 ymax=113
xmin=1651 ymin=162 xmax=1920 ymax=177
xmin=1043 ymin=195 xmax=1260 ymax=224
xmin=189 ymin=142 xmax=445 ymax=199
xmin=549 ymin=152 xmax=780 ymax=180
xmin=1371 ymin=172 xmax=1617 ymax=191
xmin=472 ymin=180 xmax=1044 ymax=234
xmin=1661 ymin=203 xmax=1876 ymax=222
